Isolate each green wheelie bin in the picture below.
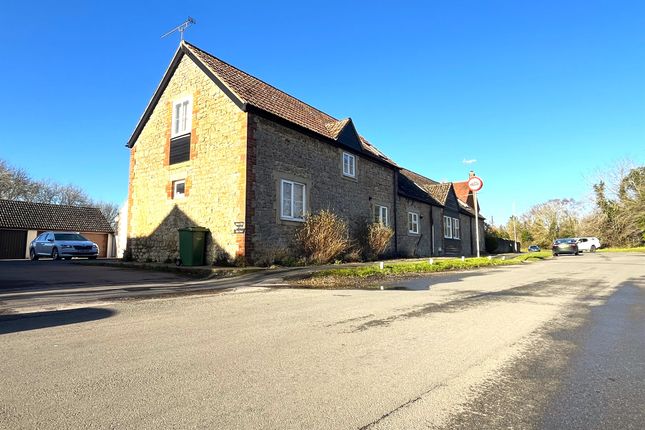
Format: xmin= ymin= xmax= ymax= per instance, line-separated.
xmin=177 ymin=227 xmax=208 ymax=266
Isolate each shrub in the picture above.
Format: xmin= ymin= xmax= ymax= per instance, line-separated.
xmin=365 ymin=222 xmax=394 ymax=259
xmin=253 ymin=247 xmax=296 ymax=267
xmin=296 ymin=210 xmax=350 ymax=264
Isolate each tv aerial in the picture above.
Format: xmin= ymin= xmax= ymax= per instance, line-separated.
xmin=161 ymin=17 xmax=197 ymax=41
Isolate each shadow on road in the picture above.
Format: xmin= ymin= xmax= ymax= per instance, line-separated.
xmin=0 ymin=307 xmax=116 ymax=335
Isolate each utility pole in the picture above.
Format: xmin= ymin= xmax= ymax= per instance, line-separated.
xmin=467 ymin=174 xmax=484 ymax=258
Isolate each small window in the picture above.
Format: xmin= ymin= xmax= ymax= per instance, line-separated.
xmin=453 ymin=218 xmax=460 ymax=239
xmin=444 ymin=216 xmax=453 ymax=239
xmin=172 ymin=97 xmax=192 ymax=138
xmin=408 ymin=212 xmax=419 ymax=234
xmin=342 ymin=152 xmax=356 ymax=178
xmin=173 ymin=179 xmax=186 ymax=199
xmin=374 ymin=205 xmax=389 ymax=226
xmin=281 ymin=179 xmax=306 ymax=221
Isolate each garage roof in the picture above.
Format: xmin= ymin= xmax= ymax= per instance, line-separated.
xmin=0 ymin=200 xmax=114 ymax=233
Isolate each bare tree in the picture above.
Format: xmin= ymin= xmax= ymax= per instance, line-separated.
xmin=1 ymin=158 xmax=120 ymax=229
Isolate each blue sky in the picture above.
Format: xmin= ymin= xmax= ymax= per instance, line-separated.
xmin=2 ymin=0 xmax=643 ymax=224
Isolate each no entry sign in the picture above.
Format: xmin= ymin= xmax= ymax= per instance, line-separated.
xmin=467 ymin=176 xmax=483 ymax=192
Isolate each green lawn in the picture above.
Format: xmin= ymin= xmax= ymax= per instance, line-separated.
xmin=310 ymin=251 xmax=552 ymax=279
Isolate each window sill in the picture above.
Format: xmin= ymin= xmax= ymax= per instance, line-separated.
xmin=280 ymin=217 xmax=305 ymax=223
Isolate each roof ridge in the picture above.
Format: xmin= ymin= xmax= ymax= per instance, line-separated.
xmin=183 ymin=41 xmax=339 ymax=123
xmin=0 ymin=198 xmax=105 ymax=211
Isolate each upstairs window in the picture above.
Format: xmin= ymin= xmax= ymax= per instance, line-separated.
xmin=172 ymin=97 xmax=192 ymax=138
xmin=408 ymin=212 xmax=419 ymax=234
xmin=443 ymin=216 xmax=452 ymax=239
xmin=281 ymin=179 xmax=306 ymax=221
xmin=342 ymin=152 xmax=356 ymax=178
xmin=374 ymin=205 xmax=389 ymax=226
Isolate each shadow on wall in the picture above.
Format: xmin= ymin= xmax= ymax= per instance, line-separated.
xmin=0 ymin=308 xmax=116 ymax=335
xmin=126 ymin=205 xmax=231 ymax=265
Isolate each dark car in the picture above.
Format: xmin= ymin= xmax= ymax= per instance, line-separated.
xmin=528 ymin=245 xmax=541 ymax=252
xmin=552 ymin=238 xmax=579 ymax=256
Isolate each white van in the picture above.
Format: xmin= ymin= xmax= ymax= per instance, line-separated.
xmin=575 ymin=237 xmax=601 ymax=252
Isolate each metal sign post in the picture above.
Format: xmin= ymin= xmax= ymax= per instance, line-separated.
xmin=467 ymin=176 xmax=484 ymax=258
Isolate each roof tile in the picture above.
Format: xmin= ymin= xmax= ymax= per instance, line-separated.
xmin=0 ymin=200 xmax=114 ymax=233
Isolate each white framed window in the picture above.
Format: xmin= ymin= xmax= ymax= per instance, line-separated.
xmin=408 ymin=212 xmax=419 ymax=234
xmin=342 ymin=152 xmax=356 ymax=178
xmin=172 ymin=96 xmax=192 ymax=138
xmin=444 ymin=216 xmax=453 ymax=239
xmin=374 ymin=205 xmax=389 ymax=226
xmin=281 ymin=179 xmax=305 ymax=221
xmin=453 ymin=218 xmax=460 ymax=239
xmin=173 ymin=179 xmax=186 ymax=199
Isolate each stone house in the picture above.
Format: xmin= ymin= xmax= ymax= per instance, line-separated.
xmin=125 ymin=41 xmax=484 ymax=264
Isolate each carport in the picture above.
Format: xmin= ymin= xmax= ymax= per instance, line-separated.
xmin=0 ymin=199 xmax=115 ymax=258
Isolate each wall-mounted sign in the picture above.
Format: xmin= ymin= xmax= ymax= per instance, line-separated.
xmin=233 ymin=222 xmax=245 ymax=234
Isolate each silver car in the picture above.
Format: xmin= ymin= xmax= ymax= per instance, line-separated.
xmin=30 ymin=231 xmax=99 ymax=260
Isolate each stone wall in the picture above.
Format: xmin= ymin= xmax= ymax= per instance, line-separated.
xmin=127 ymin=55 xmax=247 ymax=263
xmin=396 ymin=196 xmax=433 ymax=257
xmin=248 ymin=114 xmax=396 ymax=262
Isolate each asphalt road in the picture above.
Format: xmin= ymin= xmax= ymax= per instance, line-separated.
xmin=1 ymin=253 xmax=643 ymax=429
xmin=0 ymin=260 xmax=297 ymax=313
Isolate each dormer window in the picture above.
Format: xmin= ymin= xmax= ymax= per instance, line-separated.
xmin=172 ymin=96 xmax=192 ymax=138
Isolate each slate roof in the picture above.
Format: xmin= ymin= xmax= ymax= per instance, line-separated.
xmin=128 ymin=41 xmax=396 ymax=165
xmin=0 ymin=200 xmax=114 ymax=233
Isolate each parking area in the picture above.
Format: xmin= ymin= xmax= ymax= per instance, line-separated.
xmin=0 ymin=260 xmax=212 ymax=313
xmin=0 ymin=260 xmax=188 ymax=292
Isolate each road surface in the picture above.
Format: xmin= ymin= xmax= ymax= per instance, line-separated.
xmin=1 ymin=252 xmax=643 ymax=429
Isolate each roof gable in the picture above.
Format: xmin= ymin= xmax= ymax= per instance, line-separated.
xmin=425 ymin=183 xmax=452 ymax=206
xmin=327 ymin=118 xmax=362 ymax=152
xmin=126 ymin=41 xmax=397 ymax=167
xmin=0 ymin=200 xmax=114 ymax=233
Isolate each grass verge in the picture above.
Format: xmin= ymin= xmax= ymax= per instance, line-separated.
xmin=294 ymin=252 xmax=552 ymax=288
xmin=597 ymin=246 xmax=645 ymax=253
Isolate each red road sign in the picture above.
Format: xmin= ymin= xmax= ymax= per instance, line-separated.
xmin=467 ymin=176 xmax=483 ymax=192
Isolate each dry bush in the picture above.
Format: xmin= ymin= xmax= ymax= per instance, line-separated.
xmin=342 ymin=247 xmax=363 ymax=262
xmin=365 ymin=222 xmax=394 ymax=259
xmin=296 ymin=210 xmax=350 ymax=264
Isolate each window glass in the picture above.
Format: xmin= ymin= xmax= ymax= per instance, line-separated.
xmin=173 ymin=180 xmax=186 ymax=199
xmin=54 ymin=233 xmax=87 ymax=241
xmin=453 ymin=218 xmax=460 ymax=239
xmin=172 ymin=97 xmax=192 ymax=137
xmin=342 ymin=153 xmax=356 ymax=177
xmin=374 ymin=205 xmax=388 ymax=226
xmin=293 ymin=183 xmax=304 ymax=219
xmin=282 ymin=181 xmax=292 ymax=218
xmin=408 ymin=212 xmax=419 ymax=234
xmin=280 ymin=180 xmax=305 ymax=221
xmin=444 ymin=216 xmax=452 ymax=238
